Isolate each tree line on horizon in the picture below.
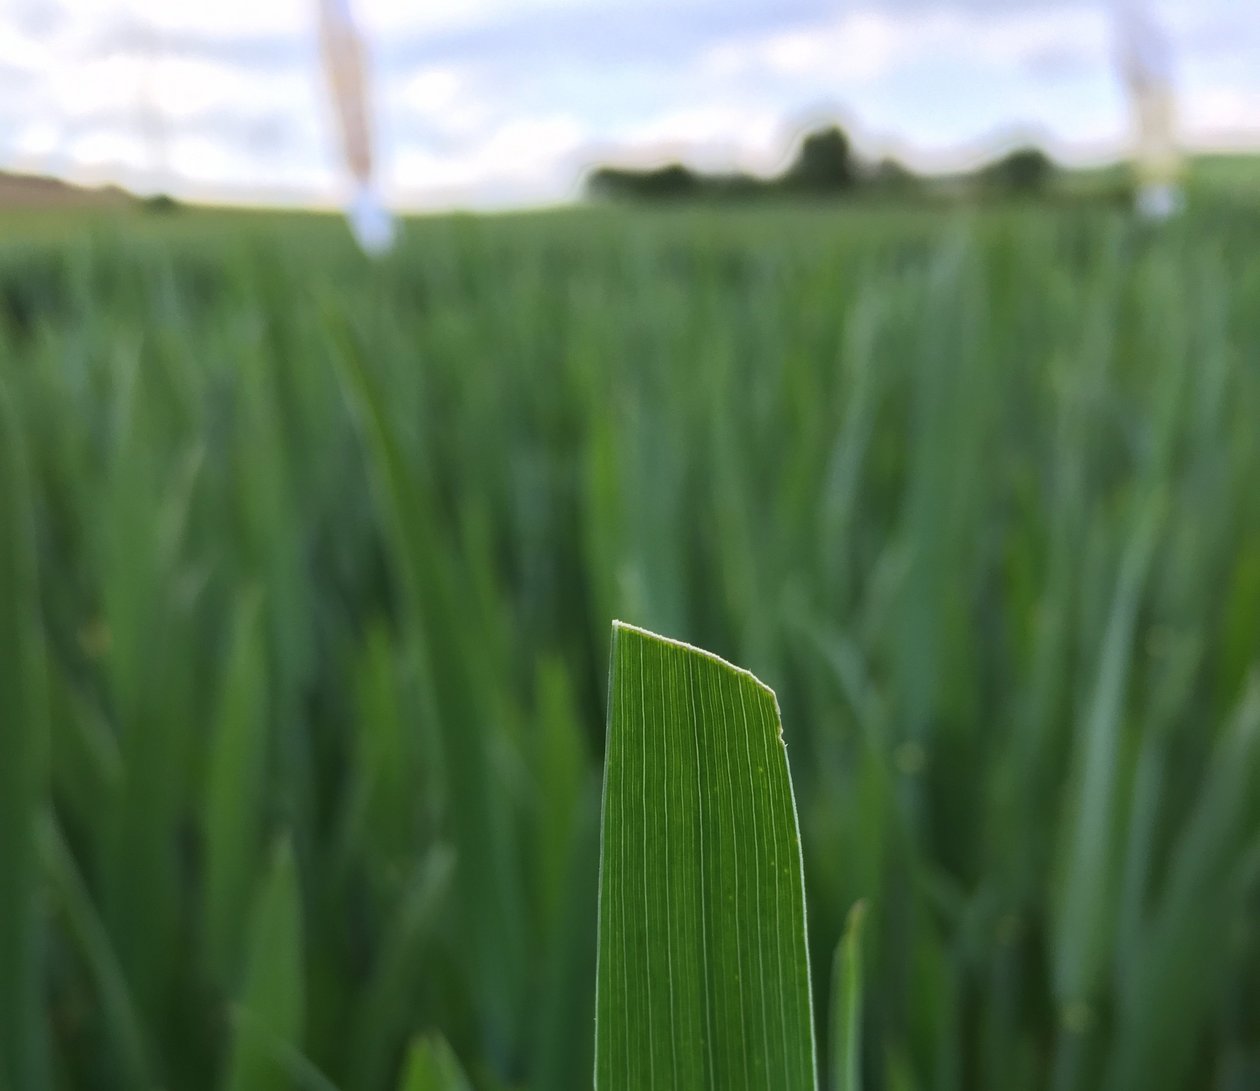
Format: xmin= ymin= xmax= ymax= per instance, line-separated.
xmin=585 ymin=125 xmax=1122 ymax=205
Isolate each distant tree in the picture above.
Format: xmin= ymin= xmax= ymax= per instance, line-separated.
xmin=589 ymin=166 xmax=630 ymax=200
xmin=864 ymin=156 xmax=922 ymax=198
xmin=639 ymin=164 xmax=701 ymax=200
xmin=783 ymin=127 xmax=858 ymax=195
xmin=587 ymin=164 xmax=701 ymax=202
xmin=704 ymin=173 xmax=772 ymax=201
xmin=980 ymin=146 xmax=1057 ymax=197
xmin=141 ymin=193 xmax=182 ymax=214
xmin=586 ymin=124 xmax=866 ymax=204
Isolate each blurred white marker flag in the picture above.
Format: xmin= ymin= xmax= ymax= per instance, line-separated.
xmin=1115 ymin=0 xmax=1182 ymax=218
xmin=318 ymin=0 xmax=397 ymax=254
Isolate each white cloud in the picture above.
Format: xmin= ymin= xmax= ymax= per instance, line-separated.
xmin=1180 ymin=85 xmax=1260 ymax=142
xmin=64 ymin=127 xmax=148 ymax=170
xmin=59 ymin=0 xmax=306 ymax=38
xmin=481 ymin=114 xmax=586 ymax=166
xmin=394 ymin=66 xmax=465 ymax=114
xmin=48 ymin=54 xmax=140 ymax=118
xmin=392 ymin=112 xmax=587 ymax=204
xmin=7 ymin=0 xmax=1260 ymax=206
xmin=609 ymin=104 xmax=787 ymax=172
xmin=167 ymin=133 xmax=249 ymax=183
xmin=700 ymin=6 xmax=1110 ymax=89
xmin=386 ymin=64 xmax=499 ymax=141
xmin=10 ymin=120 xmax=62 ymax=159
xmin=0 ymin=19 xmax=55 ymax=76
xmin=26 ymin=52 xmax=319 ymax=148
xmin=359 ymin=0 xmax=575 ymax=37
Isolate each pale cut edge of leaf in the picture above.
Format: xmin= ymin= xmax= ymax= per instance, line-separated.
xmin=609 ymin=620 xmax=777 ymax=694
xmin=595 ymin=620 xmax=818 ymax=1091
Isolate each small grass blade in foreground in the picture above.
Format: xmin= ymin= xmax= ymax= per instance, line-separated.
xmin=595 ymin=622 xmax=817 ymax=1090
xmin=397 ymin=1033 xmax=473 ymax=1091
xmin=830 ymin=901 xmax=867 ymax=1091
xmin=223 ymin=838 xmax=305 ymax=1091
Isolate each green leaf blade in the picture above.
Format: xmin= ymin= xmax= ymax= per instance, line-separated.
xmin=0 ymin=379 xmax=51 ymax=1091
xmin=830 ymin=901 xmax=867 ymax=1091
xmin=223 ymin=837 xmax=305 ymax=1091
xmin=203 ymin=590 xmax=269 ymax=982
xmin=596 ymin=622 xmax=816 ymax=1091
xmin=397 ymin=1033 xmax=472 ymax=1091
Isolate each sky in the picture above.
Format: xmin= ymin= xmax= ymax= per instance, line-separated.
xmin=2 ymin=0 xmax=1259 ymax=208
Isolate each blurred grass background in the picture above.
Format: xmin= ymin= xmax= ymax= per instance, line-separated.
xmin=2 ymin=203 xmax=1259 ymax=1090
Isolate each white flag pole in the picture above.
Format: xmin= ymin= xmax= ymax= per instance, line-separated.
xmin=318 ymin=0 xmax=396 ymax=254
xmin=1115 ymin=0 xmax=1182 ymax=219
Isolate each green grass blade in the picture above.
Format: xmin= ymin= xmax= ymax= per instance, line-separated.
xmin=348 ymin=847 xmax=455 ymax=1091
xmin=203 ymin=590 xmax=269 ymax=980
xmin=532 ymin=655 xmax=591 ymax=933
xmin=329 ymin=319 xmax=526 ymax=1055
xmin=1054 ymin=492 xmax=1163 ymax=1007
xmin=1105 ymin=676 xmax=1260 ymax=1091
xmin=595 ymin=622 xmax=817 ymax=1090
xmin=0 ymin=379 xmax=50 ymax=1091
xmin=529 ymin=657 xmax=600 ymax=1091
xmin=830 ymin=902 xmax=868 ymax=1091
xmin=38 ymin=814 xmax=152 ymax=1087
xmin=397 ymin=1033 xmax=473 ymax=1091
xmin=223 ymin=838 xmax=305 ymax=1091
xmin=225 ymin=1010 xmax=342 ymax=1091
